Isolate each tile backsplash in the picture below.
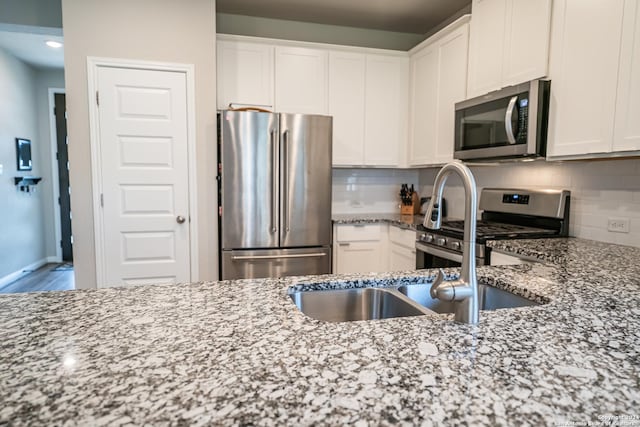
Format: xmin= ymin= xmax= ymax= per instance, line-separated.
xmin=332 ymin=168 xmax=419 ymax=214
xmin=418 ymin=158 xmax=640 ymax=248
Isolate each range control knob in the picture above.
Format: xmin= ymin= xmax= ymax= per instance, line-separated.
xmin=436 ymin=237 xmax=447 ymax=246
xmin=451 ymin=241 xmax=461 ymax=251
xmin=424 ymin=234 xmax=435 ymax=243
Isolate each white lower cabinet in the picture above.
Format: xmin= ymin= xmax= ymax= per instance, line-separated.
xmin=489 ymin=251 xmax=534 ymax=266
xmin=334 ymin=224 xmax=388 ymax=274
xmin=333 ymin=223 xmax=417 ymax=274
xmin=388 ymin=226 xmax=417 ymax=271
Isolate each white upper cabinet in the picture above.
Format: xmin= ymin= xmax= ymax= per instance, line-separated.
xmin=216 ymin=40 xmax=274 ymax=109
xmin=547 ymin=0 xmax=625 ymax=157
xmin=409 ymin=44 xmax=438 ymax=166
xmin=274 ymin=46 xmax=328 ymax=115
xmin=328 ymin=52 xmax=409 ymax=167
xmin=328 ymin=51 xmax=366 ymax=166
xmin=409 ymin=17 xmax=470 ymax=166
xmin=467 ymin=0 xmax=551 ymax=98
xmin=502 ymin=0 xmax=552 ymax=87
xmin=217 ymin=36 xmax=410 ymax=167
xmin=613 ymin=0 xmax=640 ymax=152
xmin=467 ymin=0 xmax=506 ymax=97
xmin=364 ymin=55 xmax=409 ymax=166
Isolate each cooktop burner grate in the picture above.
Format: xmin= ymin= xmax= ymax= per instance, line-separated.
xmin=440 ymin=220 xmax=559 ymax=238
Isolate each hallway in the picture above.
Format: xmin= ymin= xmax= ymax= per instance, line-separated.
xmin=0 ymin=263 xmax=75 ymax=294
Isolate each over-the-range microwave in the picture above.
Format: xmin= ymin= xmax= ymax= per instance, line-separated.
xmin=454 ymin=79 xmax=551 ymax=161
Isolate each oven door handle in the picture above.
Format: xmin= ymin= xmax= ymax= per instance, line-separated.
xmin=415 ymin=242 xmax=464 ymax=263
xmin=505 ymin=95 xmax=518 ymax=145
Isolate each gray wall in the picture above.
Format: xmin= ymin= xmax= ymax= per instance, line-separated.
xmin=0 ymin=0 xmax=62 ymax=29
xmin=0 ymin=47 xmax=47 ymax=278
xmin=217 ymin=13 xmax=425 ymax=51
xmin=61 ymin=0 xmax=217 ymax=289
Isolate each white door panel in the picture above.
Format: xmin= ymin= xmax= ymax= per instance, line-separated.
xmin=97 ymin=66 xmax=191 ymax=287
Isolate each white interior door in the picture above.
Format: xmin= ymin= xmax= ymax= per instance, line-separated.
xmin=96 ymin=66 xmax=191 ymax=287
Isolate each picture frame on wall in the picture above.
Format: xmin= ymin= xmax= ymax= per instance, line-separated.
xmin=16 ymin=138 xmax=32 ymax=171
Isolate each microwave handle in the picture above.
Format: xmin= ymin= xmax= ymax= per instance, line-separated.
xmin=505 ymin=95 xmax=518 ymax=145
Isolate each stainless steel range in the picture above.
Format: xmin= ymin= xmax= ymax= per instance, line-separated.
xmin=416 ymin=188 xmax=570 ymax=268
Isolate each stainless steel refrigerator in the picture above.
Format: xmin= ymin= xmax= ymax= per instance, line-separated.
xmin=218 ymin=110 xmax=333 ymax=280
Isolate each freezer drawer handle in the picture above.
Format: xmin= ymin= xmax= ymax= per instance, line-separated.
xmin=231 ymin=253 xmax=327 ymax=261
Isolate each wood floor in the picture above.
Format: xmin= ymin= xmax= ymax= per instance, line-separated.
xmin=0 ymin=263 xmax=75 ymax=294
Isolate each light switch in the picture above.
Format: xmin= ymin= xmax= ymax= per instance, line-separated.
xmin=0 ymin=163 xmax=3 ymax=175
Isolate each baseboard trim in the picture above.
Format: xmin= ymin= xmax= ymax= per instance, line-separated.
xmin=47 ymin=256 xmax=61 ymax=263
xmin=0 ymin=259 xmax=49 ymax=288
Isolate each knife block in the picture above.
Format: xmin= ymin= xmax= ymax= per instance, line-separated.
xmin=400 ymin=193 xmax=420 ymax=215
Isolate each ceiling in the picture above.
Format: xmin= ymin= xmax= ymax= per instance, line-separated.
xmin=0 ymin=30 xmax=64 ymax=69
xmin=217 ymin=0 xmax=472 ymax=34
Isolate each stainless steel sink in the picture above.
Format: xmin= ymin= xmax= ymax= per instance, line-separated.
xmin=289 ymin=287 xmax=433 ymax=322
xmin=397 ymin=283 xmax=539 ymax=314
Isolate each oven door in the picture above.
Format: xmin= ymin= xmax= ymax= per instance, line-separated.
xmin=415 ymin=241 xmax=485 ymax=268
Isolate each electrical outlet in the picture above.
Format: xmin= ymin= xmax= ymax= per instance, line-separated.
xmin=607 ymin=217 xmax=630 ymax=233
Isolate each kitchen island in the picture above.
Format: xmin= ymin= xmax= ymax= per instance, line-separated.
xmin=1 ymin=238 xmax=639 ymax=426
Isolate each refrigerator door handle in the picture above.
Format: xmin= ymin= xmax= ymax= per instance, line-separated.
xmin=282 ymin=129 xmax=290 ymax=234
xmin=231 ymin=252 xmax=327 ymax=261
xmin=270 ymin=128 xmax=278 ymax=234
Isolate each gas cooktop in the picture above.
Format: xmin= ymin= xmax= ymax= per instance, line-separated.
xmin=439 ymin=220 xmax=559 ymax=240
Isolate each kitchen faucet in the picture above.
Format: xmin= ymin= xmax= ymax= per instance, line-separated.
xmin=424 ymin=161 xmax=479 ymax=325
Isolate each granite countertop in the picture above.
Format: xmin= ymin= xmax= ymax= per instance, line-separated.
xmin=1 ymin=237 xmax=640 ymax=425
xmin=332 ymin=213 xmax=426 ymax=230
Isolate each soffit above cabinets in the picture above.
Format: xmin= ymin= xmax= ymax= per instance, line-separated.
xmin=217 ymin=0 xmax=472 ymax=34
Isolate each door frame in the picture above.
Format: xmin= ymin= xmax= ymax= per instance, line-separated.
xmin=48 ymin=87 xmax=66 ymax=262
xmin=86 ymin=57 xmax=199 ymax=287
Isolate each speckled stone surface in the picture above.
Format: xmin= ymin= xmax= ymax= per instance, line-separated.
xmin=1 ymin=237 xmax=640 ymax=426
xmin=332 ymin=213 xmax=425 ymax=230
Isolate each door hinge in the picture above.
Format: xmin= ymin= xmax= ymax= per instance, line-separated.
xmin=100 ymin=193 xmax=104 ymax=207
xmin=60 ymin=240 xmax=63 ymax=248
xmin=96 ymin=91 xmax=99 ymax=106
xmin=58 ymin=197 xmax=61 ymax=205
xmin=56 ymin=152 xmax=59 ymax=160
xmin=54 ymin=107 xmax=57 ymax=116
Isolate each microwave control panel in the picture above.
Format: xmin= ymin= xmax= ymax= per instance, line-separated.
xmin=516 ymin=97 xmax=529 ymax=143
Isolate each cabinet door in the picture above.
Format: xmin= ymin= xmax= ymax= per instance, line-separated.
xmin=389 ymin=243 xmax=417 ymax=271
xmin=329 ymin=51 xmax=366 ymax=165
xmin=502 ymin=0 xmax=552 ymax=87
xmin=409 ymin=44 xmax=439 ymax=166
xmin=216 ymin=40 xmax=274 ymax=110
xmin=409 ymin=23 xmax=469 ymax=166
xmin=613 ymin=0 xmax=640 ymax=152
xmin=434 ymin=24 xmax=469 ymax=164
xmin=547 ymin=0 xmax=624 ymax=157
xmin=467 ymin=0 xmax=507 ymax=98
xmin=274 ymin=46 xmax=328 ymax=114
xmin=364 ymin=55 xmax=409 ymax=166
xmin=335 ymin=241 xmax=386 ymax=274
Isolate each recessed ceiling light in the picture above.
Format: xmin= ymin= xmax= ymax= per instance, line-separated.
xmin=46 ymin=40 xmax=63 ymax=49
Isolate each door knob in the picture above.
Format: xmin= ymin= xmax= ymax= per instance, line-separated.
xmin=176 ymin=216 xmax=186 ymax=224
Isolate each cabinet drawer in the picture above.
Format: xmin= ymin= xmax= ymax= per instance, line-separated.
xmin=388 ymin=225 xmax=416 ymax=249
xmin=335 ymin=224 xmax=383 ymax=242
